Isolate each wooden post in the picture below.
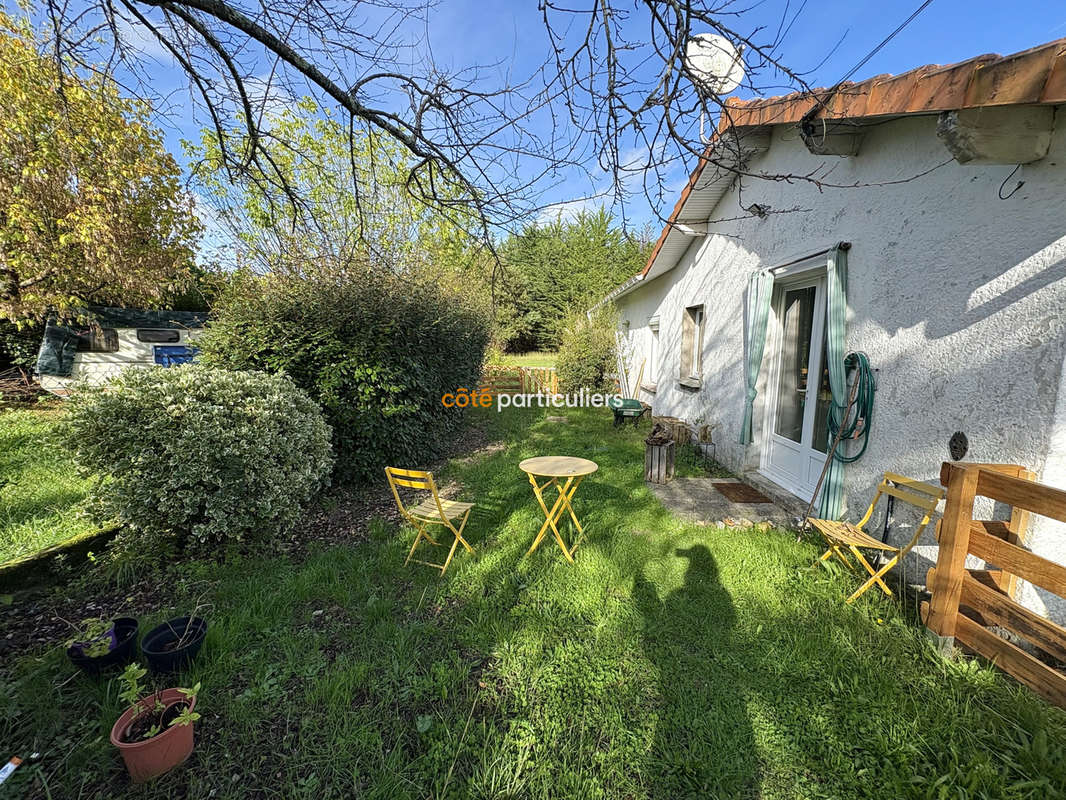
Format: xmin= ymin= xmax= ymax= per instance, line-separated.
xmin=925 ymin=462 xmax=979 ymax=651
xmin=1000 ymin=468 xmax=1036 ymax=598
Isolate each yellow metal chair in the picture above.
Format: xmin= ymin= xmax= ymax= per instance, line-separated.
xmin=808 ymin=472 xmax=945 ymax=603
xmin=385 ymin=467 xmax=474 ymax=575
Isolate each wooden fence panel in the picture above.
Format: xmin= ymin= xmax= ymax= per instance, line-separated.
xmin=967 ymin=521 xmax=1066 ymax=597
xmin=927 ymin=461 xmax=1066 ymax=709
xmin=955 ymin=614 xmax=1066 ymax=708
xmin=520 ymin=367 xmax=558 ymax=394
xmin=478 ymin=366 xmax=559 ymax=397
xmin=478 ymin=367 xmax=524 ymax=395
xmin=960 ymin=571 xmax=1066 ymax=664
xmin=974 ymin=468 xmax=1066 ymax=519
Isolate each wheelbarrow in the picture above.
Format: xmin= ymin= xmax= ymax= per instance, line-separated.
xmin=608 ymin=397 xmax=649 ymax=427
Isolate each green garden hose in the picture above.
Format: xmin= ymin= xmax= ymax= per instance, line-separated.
xmin=827 ymin=351 xmax=875 ymax=463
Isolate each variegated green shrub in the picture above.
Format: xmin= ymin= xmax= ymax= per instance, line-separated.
xmin=64 ymin=364 xmax=333 ymax=552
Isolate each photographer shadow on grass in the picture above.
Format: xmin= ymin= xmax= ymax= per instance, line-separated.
xmin=633 ymin=543 xmax=760 ymax=799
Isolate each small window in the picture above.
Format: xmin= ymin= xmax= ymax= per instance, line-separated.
xmin=75 ymin=328 xmax=119 ymax=353
xmin=137 ymin=329 xmax=181 ymax=343
xmin=679 ymin=305 xmax=704 ymax=386
xmin=645 ymin=317 xmax=660 ymax=391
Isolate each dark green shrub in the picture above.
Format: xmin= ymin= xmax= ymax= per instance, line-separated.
xmin=0 ymin=320 xmax=43 ymax=371
xmin=556 ymin=307 xmax=618 ymax=393
xmin=198 ymin=269 xmax=489 ymax=482
xmin=495 ymin=209 xmax=652 ymax=351
xmin=64 ymin=364 xmax=333 ymax=553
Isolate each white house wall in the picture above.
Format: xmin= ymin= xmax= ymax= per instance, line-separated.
xmin=617 ymin=112 xmax=1066 ymax=618
xmin=619 ymin=273 xmax=674 ymax=394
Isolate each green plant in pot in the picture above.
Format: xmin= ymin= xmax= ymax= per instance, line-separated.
xmin=64 ymin=616 xmax=140 ymax=674
xmin=66 ymin=618 xmax=115 ymax=657
xmin=109 ymin=664 xmax=200 ymax=783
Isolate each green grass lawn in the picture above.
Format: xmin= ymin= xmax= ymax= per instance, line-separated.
xmin=0 ymin=404 xmax=97 ymax=564
xmin=496 ymin=351 xmax=557 ymax=368
xmin=2 ymin=407 xmax=1065 ymax=798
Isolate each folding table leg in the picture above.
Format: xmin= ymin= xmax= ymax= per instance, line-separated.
xmin=527 ymin=475 xmax=580 ymax=562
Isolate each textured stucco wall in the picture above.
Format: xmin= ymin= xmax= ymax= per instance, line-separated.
xmin=617 ymin=112 xmax=1066 ymax=619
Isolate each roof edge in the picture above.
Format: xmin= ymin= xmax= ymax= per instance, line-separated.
xmin=719 ymin=36 xmax=1066 ymax=130
xmin=623 ymin=35 xmax=1066 ymax=296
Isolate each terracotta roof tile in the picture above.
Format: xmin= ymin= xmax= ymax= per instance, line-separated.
xmin=865 ymin=68 xmax=930 ymax=118
xmin=964 ymin=40 xmax=1062 ymax=106
xmin=825 ymin=81 xmax=872 ymax=119
xmin=1043 ymin=48 xmax=1066 ymax=102
xmin=720 ymin=36 xmax=1066 ymax=129
xmin=904 ymin=56 xmax=998 ymax=113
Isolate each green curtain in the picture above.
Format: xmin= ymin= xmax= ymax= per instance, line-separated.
xmin=818 ymin=244 xmax=849 ymax=518
xmin=739 ymin=269 xmax=774 ymax=445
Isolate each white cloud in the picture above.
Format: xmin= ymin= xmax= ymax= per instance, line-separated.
xmin=190 ymin=192 xmax=239 ymax=268
xmin=244 ymin=74 xmax=299 ymax=123
xmin=536 ymin=195 xmax=607 ymax=224
xmin=116 ymin=17 xmax=181 ymax=66
xmin=535 ymin=142 xmax=681 ymax=226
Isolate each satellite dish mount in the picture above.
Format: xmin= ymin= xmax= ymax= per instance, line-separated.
xmin=684 ymin=33 xmax=746 ymax=144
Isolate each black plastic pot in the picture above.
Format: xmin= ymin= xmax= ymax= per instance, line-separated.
xmin=66 ymin=617 xmax=139 ymax=675
xmin=141 ymin=616 xmax=208 ymax=673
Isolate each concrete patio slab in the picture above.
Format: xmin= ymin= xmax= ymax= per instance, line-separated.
xmin=648 ymin=477 xmax=797 ymax=530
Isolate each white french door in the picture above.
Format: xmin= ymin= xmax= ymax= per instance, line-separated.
xmin=760 ymin=275 xmax=832 ymax=501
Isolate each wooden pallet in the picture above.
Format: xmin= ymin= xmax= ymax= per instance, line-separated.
xmin=924 ymin=462 xmax=1066 ymax=708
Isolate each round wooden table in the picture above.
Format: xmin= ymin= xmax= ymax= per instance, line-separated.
xmin=519 ymin=456 xmax=599 ymax=562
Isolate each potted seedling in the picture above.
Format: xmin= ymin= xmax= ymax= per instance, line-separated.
xmin=110 ymin=664 xmax=200 ymax=783
xmin=65 ymin=617 xmax=139 ymax=674
xmin=141 ymin=615 xmax=208 ymax=673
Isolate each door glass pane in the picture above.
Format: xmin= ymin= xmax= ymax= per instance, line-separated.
xmin=774 ymin=287 xmax=816 ymax=442
xmin=812 ymin=332 xmax=831 ymax=453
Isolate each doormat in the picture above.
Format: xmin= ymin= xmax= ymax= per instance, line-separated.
xmin=712 ymin=482 xmax=773 ymax=504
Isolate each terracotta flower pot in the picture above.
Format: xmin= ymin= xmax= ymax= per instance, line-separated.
xmin=110 ymin=688 xmax=196 ymax=783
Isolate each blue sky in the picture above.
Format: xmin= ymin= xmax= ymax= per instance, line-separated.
xmin=70 ymin=0 xmax=1066 ymax=240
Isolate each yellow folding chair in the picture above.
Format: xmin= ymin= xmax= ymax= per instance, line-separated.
xmin=808 ymin=472 xmax=945 ymax=603
xmin=385 ymin=467 xmax=474 ymax=575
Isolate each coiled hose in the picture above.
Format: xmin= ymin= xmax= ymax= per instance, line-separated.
xmin=827 ymin=351 xmax=875 ymax=463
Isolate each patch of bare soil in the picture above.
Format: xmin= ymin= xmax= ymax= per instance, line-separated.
xmin=0 ymin=578 xmax=166 ymax=661
xmin=279 ymin=417 xmax=499 ymax=556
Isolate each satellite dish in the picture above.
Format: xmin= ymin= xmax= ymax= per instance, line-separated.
xmin=684 ymin=33 xmax=745 ymax=96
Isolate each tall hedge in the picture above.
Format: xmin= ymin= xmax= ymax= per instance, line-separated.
xmin=556 ymin=307 xmax=619 ymax=393
xmin=198 ymin=269 xmax=489 ymax=481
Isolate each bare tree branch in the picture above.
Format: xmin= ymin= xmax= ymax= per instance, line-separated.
xmin=34 ymin=0 xmax=942 ymax=254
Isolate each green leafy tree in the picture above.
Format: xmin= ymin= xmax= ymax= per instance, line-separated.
xmin=0 ymin=13 xmax=201 ymax=322
xmin=556 ymin=306 xmax=620 ymax=393
xmin=0 ymin=321 xmax=42 ymax=372
xmin=187 ymin=98 xmax=483 ymax=290
xmin=189 ymin=100 xmax=491 ymax=484
xmin=497 ymin=210 xmax=651 ymax=351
